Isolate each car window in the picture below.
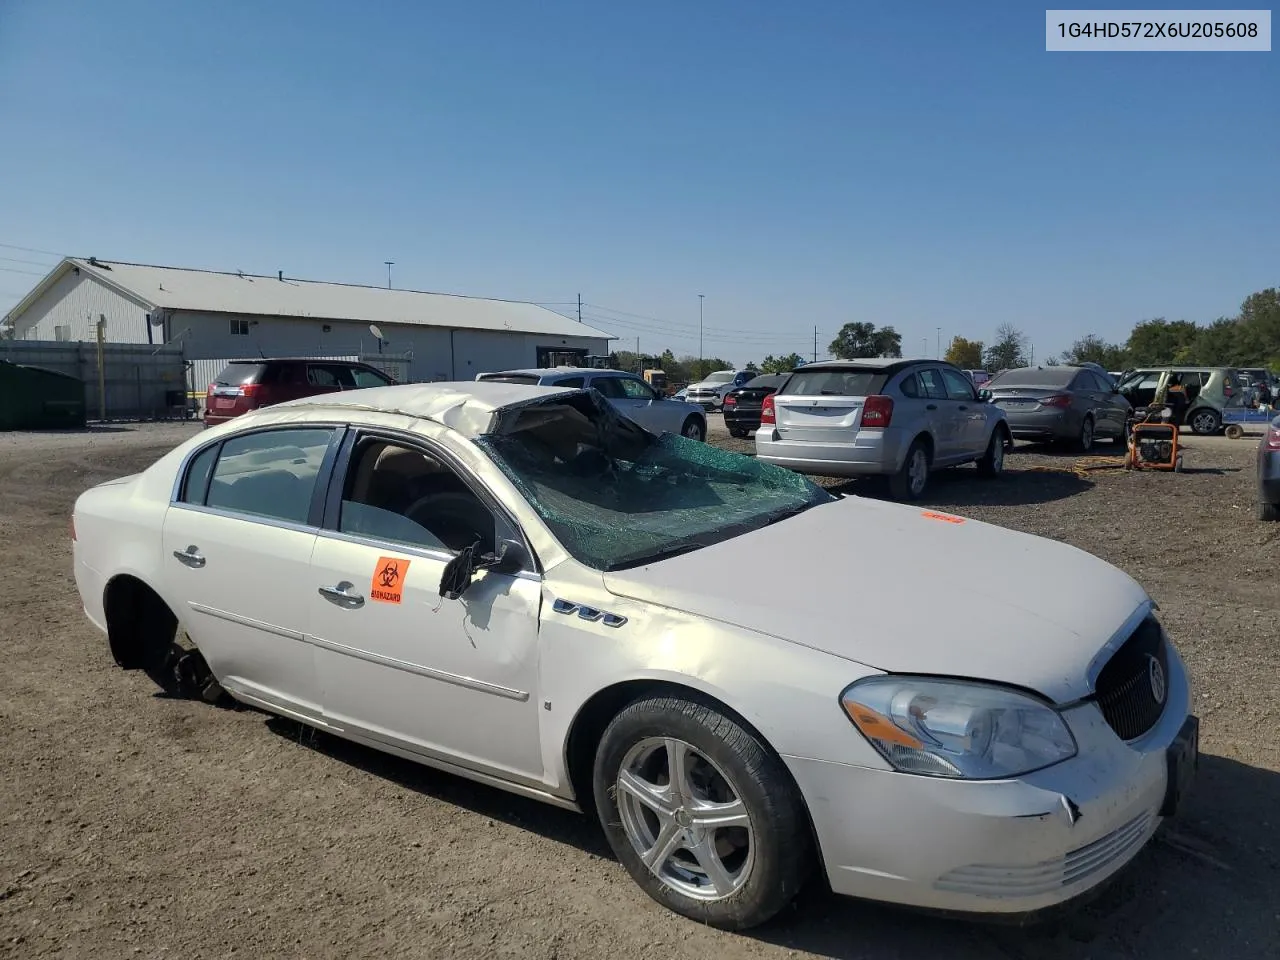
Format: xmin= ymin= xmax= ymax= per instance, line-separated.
xmin=917 ymin=369 xmax=947 ymax=400
xmin=339 ymin=438 xmax=496 ymax=555
xmin=898 ymin=373 xmax=920 ymax=398
xmin=590 ymin=377 xmax=626 ymax=399
xmin=351 ymin=366 xmax=392 ymax=388
xmin=940 ymin=368 xmax=975 ymax=401
xmin=1069 ymin=372 xmax=1092 ymax=392
xmin=554 ymin=376 xmax=585 ymax=389
xmin=1092 ymin=372 xmax=1116 ymax=392
xmin=476 ymin=392 xmax=833 ymax=571
xmin=213 ymin=363 xmax=266 ymax=386
xmin=781 ymin=369 xmax=888 ymax=397
xmin=179 ymin=443 xmax=219 ymax=503
xmin=617 ymin=377 xmax=657 ymax=400
xmin=202 ymin=428 xmax=335 ymax=524
xmin=307 ymin=365 xmax=342 ymax=388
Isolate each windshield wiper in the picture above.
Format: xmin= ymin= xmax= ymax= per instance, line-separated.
xmin=764 ymin=502 xmax=814 ymax=526
xmin=605 ymin=540 xmax=707 ymax=571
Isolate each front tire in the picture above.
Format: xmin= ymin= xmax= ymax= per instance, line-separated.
xmin=1189 ymin=408 xmax=1221 ymax=436
xmin=889 ymin=439 xmax=930 ymax=501
xmin=680 ymin=416 xmax=707 ymax=442
xmin=593 ymin=695 xmax=813 ymax=930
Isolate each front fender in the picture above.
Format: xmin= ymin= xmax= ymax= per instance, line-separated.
xmin=535 ymin=563 xmax=889 ymax=800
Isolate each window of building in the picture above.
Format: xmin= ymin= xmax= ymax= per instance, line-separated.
xmin=54 ymin=325 xmax=71 ymax=342
xmin=229 ymin=318 xmax=250 ymax=336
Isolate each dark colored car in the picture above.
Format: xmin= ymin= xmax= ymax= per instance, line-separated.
xmin=984 ymin=365 xmax=1131 ymax=451
xmin=204 ymin=358 xmax=396 ymax=427
xmin=722 ymin=374 xmax=790 ymax=438
xmin=1258 ymin=414 xmax=1280 ymax=521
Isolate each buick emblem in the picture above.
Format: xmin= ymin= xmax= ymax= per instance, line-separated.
xmin=1147 ymin=654 xmax=1167 ymax=705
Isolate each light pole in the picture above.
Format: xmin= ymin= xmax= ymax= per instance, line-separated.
xmin=921 ymin=337 xmax=927 ymax=357
xmin=698 ymin=294 xmax=704 ymax=376
xmin=936 ymin=327 xmax=941 ymax=360
xmin=384 ymin=261 xmax=394 ymax=289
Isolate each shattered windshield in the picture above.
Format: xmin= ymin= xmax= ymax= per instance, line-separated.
xmin=475 ymin=393 xmax=834 ymax=571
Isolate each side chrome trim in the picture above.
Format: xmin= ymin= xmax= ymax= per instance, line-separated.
xmin=188 ymin=602 xmax=305 ymax=642
xmin=322 ymin=722 xmax=579 ymax=812
xmin=549 ymin=596 xmax=627 ymax=628
xmin=169 ymin=502 xmax=321 ymax=537
xmin=304 ymin=632 xmax=530 ymax=702
xmin=219 ymin=679 xmax=333 ymax=730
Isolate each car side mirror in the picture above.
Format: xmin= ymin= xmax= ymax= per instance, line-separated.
xmin=978 ymin=389 xmax=992 ymax=401
xmin=438 ymin=540 xmax=525 ymax=599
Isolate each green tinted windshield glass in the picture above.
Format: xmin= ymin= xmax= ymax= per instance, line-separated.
xmin=475 ymin=393 xmax=833 ymax=570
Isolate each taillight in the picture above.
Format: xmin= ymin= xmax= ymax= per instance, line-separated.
xmin=1268 ymin=427 xmax=1280 ymax=450
xmin=862 ymin=395 xmax=894 ymax=427
xmin=1038 ymin=395 xmax=1072 ymax=408
xmin=724 ymin=394 xmax=737 ymax=407
xmin=760 ymin=394 xmax=776 ymax=425
xmin=206 ymin=383 xmax=215 ymax=397
xmin=240 ymin=383 xmax=261 ymax=399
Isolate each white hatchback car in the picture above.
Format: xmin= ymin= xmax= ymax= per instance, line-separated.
xmin=72 ymin=382 xmax=1197 ymax=930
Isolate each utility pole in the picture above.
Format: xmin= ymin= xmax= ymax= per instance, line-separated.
xmin=698 ymin=295 xmax=704 ymax=376
xmin=636 ymin=336 xmax=640 ymax=371
xmin=936 ymin=326 xmax=942 ymax=360
xmin=921 ymin=337 xmax=927 ymax=357
xmin=577 ymin=293 xmax=582 ymax=323
xmin=813 ymin=326 xmax=818 ymax=363
xmin=384 ymin=261 xmax=394 ymax=289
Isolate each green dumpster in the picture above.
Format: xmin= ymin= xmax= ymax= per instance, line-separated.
xmin=0 ymin=361 xmax=88 ymax=430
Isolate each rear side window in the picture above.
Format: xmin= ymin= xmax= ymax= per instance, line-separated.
xmin=214 ymin=363 xmax=266 ymax=386
xmin=553 ymin=376 xmax=585 ymax=389
xmin=781 ymin=369 xmax=888 ymax=397
xmin=917 ymin=369 xmax=947 ymax=400
xmin=179 ymin=444 xmax=219 ymax=503
xmin=203 ymin=428 xmax=335 ymax=524
xmin=899 ymin=374 xmax=920 ymax=398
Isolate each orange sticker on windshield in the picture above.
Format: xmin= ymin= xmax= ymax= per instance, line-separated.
xmin=921 ymin=511 xmax=965 ymax=525
xmin=371 ymin=556 xmax=410 ymax=604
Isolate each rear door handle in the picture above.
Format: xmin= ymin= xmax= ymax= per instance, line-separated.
xmin=172 ymin=546 xmax=206 ymax=568
xmin=958 ymin=405 xmax=969 ymax=411
xmin=318 ymin=582 xmax=365 ymax=609
xmin=926 ymin=404 xmax=937 ymax=411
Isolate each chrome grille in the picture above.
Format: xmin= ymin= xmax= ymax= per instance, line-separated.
xmin=1094 ymin=616 xmax=1168 ymax=740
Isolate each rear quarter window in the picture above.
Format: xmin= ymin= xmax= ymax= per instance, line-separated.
xmin=477 ymin=374 xmax=542 ymax=385
xmin=214 ymin=363 xmax=267 ymax=385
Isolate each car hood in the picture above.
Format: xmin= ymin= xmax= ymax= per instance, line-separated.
xmin=602 ymin=496 xmax=1149 ymax=703
xmin=688 ymin=380 xmax=733 ymax=391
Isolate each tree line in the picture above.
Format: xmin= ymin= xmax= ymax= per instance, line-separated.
xmin=610 ymin=285 xmax=1280 ymax=382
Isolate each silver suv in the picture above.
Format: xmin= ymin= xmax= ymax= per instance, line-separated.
xmin=755 ymin=359 xmax=1010 ymax=500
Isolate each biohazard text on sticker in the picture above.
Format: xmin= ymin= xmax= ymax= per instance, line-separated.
xmin=371 ymin=556 xmax=410 ymax=604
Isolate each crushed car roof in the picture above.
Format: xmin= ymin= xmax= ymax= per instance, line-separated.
xmin=271 ymin=381 xmax=577 ymax=438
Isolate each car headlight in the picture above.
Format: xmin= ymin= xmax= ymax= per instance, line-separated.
xmin=840 ymin=677 xmax=1077 ymax=779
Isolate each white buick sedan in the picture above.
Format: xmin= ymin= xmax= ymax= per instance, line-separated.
xmin=72 ymin=382 xmax=1197 ymax=930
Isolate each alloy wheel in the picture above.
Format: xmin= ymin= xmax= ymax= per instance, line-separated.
xmin=616 ymin=737 xmax=755 ymax=902
xmin=908 ymin=449 xmax=928 ymax=496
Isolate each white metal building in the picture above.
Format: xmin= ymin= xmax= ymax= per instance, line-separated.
xmin=4 ymin=258 xmax=613 ymax=386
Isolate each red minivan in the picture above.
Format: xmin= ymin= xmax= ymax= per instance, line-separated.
xmin=204 ymin=358 xmax=396 ymax=427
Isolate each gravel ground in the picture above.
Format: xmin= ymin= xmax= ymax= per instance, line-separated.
xmin=1 ymin=417 xmax=1277 ymax=960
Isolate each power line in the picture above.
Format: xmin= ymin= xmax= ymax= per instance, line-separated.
xmin=0 ymin=266 xmax=47 ymax=276
xmin=0 ymin=255 xmax=56 ymax=267
xmin=0 ymin=241 xmax=66 ymax=257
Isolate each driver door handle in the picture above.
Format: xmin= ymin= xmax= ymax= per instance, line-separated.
xmin=926 ymin=404 xmax=937 ymax=411
xmin=172 ymin=546 xmax=206 ymax=568
xmin=318 ymin=582 xmax=365 ymax=608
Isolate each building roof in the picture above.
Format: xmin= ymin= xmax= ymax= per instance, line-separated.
xmin=265 ymin=380 xmax=577 ymax=438
xmin=8 ymin=258 xmax=613 ymax=340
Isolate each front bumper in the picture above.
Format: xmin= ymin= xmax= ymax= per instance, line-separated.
xmin=786 ymin=646 xmax=1192 ymax=915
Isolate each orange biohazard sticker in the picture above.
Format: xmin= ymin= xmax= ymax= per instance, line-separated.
xmin=370 ymin=556 xmax=410 ymax=604
xmin=921 ymin=510 xmax=965 ymax=525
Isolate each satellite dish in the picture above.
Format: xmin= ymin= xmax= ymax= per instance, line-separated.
xmin=369 ymin=324 xmax=384 ymax=342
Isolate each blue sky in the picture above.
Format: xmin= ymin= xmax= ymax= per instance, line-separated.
xmin=1 ymin=1 xmax=1275 ymax=363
